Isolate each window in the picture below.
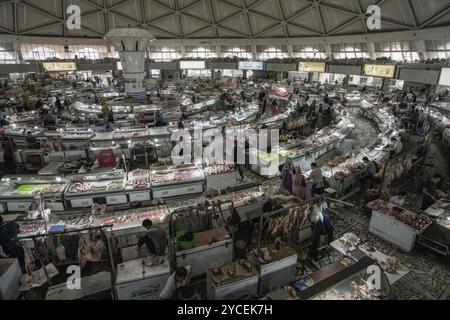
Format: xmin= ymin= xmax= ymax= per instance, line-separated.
xmin=258 ymin=46 xmax=288 ymax=60
xmin=0 ymin=43 xmax=17 ymax=64
xmin=425 ymin=40 xmax=450 ymax=59
xmin=331 ymin=43 xmax=369 ymax=59
xmin=222 ymin=47 xmax=253 ymax=59
xmin=185 ymin=46 xmax=217 ymax=59
xmin=148 ymin=47 xmax=181 ymax=61
xmin=70 ymin=45 xmax=108 ymax=60
xmin=293 ymin=45 xmax=326 ymax=59
xmin=374 ymin=41 xmax=419 ymax=62
xmin=74 ymin=47 xmax=100 ymax=60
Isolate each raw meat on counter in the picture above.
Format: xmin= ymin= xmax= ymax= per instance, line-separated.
xmin=151 ymin=169 xmax=204 ymax=184
xmin=100 ymin=208 xmax=168 ymax=226
xmin=367 ymin=200 xmax=432 ymax=231
xmin=68 ymin=182 xmax=95 ymax=193
xmin=127 ymin=177 xmax=150 ymax=189
xmin=130 ymin=168 xmax=146 ymax=176
xmin=203 ymin=188 xmax=219 ymax=198
xmin=19 ymin=222 xmax=47 ymax=235
xmin=379 ymin=256 xmax=397 ymax=273
xmin=114 ymin=130 xmax=149 ymax=140
xmin=397 ymin=211 xmax=432 ymax=231
xmin=65 ymin=216 xmax=94 ymax=230
xmin=204 ymin=162 xmax=236 ymax=176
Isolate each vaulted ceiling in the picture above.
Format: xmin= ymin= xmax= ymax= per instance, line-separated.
xmin=0 ymin=0 xmax=449 ymax=40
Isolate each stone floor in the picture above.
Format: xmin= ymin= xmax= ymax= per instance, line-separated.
xmin=303 ymin=109 xmax=450 ymax=300
xmin=304 ymin=203 xmax=450 ymax=300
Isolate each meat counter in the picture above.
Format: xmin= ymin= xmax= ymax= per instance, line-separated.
xmin=368 ymin=200 xmax=432 ymax=253
xmin=3 ymin=125 xmax=43 ymax=148
xmin=133 ymin=105 xmax=159 ymax=125
xmin=0 ymin=176 xmax=68 ymax=212
xmin=65 ymin=171 xmax=127 ymax=208
xmin=44 ymin=128 xmax=94 ymax=151
xmin=204 ymin=162 xmax=245 ymax=190
xmin=250 ymin=244 xmax=297 ymax=293
xmin=419 ymin=201 xmax=450 ymax=256
xmin=150 ymin=167 xmax=205 ymax=199
xmin=125 ymin=169 xmax=152 ymax=202
xmin=175 ymin=228 xmax=233 ymax=277
xmin=115 ymin=256 xmax=171 ymax=300
xmin=101 ymin=206 xmax=170 ymax=248
xmin=207 ymin=260 xmax=259 ymax=300
xmin=111 ymin=105 xmax=135 ymax=127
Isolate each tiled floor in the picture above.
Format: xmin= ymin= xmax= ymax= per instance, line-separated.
xmin=312 ymin=204 xmax=450 ymax=300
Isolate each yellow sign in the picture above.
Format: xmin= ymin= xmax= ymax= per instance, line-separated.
xmin=298 ymin=62 xmax=326 ymax=73
xmin=363 ymin=64 xmax=395 ymax=78
xmin=43 ymin=62 xmax=77 ymax=72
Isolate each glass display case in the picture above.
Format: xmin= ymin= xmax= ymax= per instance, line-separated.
xmin=151 ymin=167 xmax=205 ymax=198
xmin=0 ymin=176 xmax=68 ymax=212
xmin=65 ymin=171 xmax=126 ymax=207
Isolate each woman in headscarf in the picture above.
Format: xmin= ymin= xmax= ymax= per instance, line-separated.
xmin=292 ymin=167 xmax=307 ymax=200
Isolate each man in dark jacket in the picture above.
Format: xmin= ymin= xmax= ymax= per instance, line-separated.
xmin=0 ymin=215 xmax=24 ymax=268
xmin=138 ymin=219 xmax=167 ymax=266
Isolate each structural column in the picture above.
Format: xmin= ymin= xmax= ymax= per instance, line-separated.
xmin=105 ymin=28 xmax=155 ymax=102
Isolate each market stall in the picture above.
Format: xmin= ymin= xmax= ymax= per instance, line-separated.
xmin=150 ymin=166 xmax=205 ymax=199
xmin=0 ymin=176 xmax=67 ymax=212
xmin=65 ymin=171 xmax=126 ymax=208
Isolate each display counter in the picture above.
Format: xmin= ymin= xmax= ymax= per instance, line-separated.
xmin=101 ymin=206 xmax=169 ymax=247
xmin=419 ymin=201 xmax=450 ymax=256
xmin=125 ymin=169 xmax=151 ymax=202
xmin=113 ymin=128 xmax=150 ymax=141
xmin=0 ymin=176 xmax=68 ymax=212
xmin=175 ymin=227 xmax=233 ymax=277
xmin=250 ymin=244 xmax=297 ymax=293
xmin=151 ymin=167 xmax=205 ymax=198
xmin=65 ymin=171 xmax=126 ymax=208
xmin=115 ymin=256 xmax=171 ymax=300
xmin=368 ymin=200 xmax=432 ymax=252
xmin=207 ymin=260 xmax=259 ymax=300
xmin=204 ymin=163 xmax=243 ymax=190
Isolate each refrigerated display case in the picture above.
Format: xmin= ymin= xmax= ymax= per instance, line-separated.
xmin=150 ymin=167 xmax=205 ymax=198
xmin=0 ymin=176 xmax=68 ymax=212
xmin=65 ymin=171 xmax=126 ymax=208
xmin=125 ymin=169 xmax=151 ymax=202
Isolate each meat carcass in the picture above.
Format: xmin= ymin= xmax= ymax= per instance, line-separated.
xmin=56 ymin=237 xmax=66 ymax=262
xmin=23 ymin=245 xmax=35 ymax=274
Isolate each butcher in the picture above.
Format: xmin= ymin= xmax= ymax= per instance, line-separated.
xmin=160 ymin=266 xmax=192 ymax=300
xmin=137 ymin=219 xmax=168 ymax=266
xmin=0 ymin=215 xmax=24 ymax=269
xmin=359 ymin=157 xmax=377 ymax=187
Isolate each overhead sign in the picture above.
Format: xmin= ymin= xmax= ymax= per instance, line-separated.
xmin=43 ymin=62 xmax=77 ymax=72
xmin=238 ymin=61 xmax=264 ymax=71
xmin=179 ymin=61 xmax=206 ymax=70
xmin=298 ymin=62 xmax=326 ymax=73
xmin=363 ymin=64 xmax=395 ymax=78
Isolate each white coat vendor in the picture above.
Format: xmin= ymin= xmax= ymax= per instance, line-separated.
xmin=160 ymin=265 xmax=192 ymax=300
